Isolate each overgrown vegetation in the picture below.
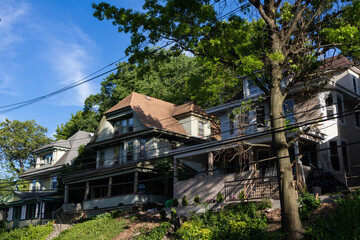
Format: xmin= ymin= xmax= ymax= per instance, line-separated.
xmin=298 ymin=192 xmax=321 ymax=220
xmin=175 ymin=201 xmax=277 ymax=240
xmin=0 ymin=222 xmax=53 ymax=240
xmin=54 ymin=213 xmax=125 ymax=240
xmin=135 ymin=222 xmax=171 ymax=240
xmin=305 ymin=191 xmax=360 ymax=239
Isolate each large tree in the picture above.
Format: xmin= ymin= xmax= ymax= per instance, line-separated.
xmin=0 ymin=119 xmax=52 ymax=201
xmin=92 ymin=1 xmax=360 ymax=239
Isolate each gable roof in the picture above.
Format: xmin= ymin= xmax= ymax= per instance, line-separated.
xmin=105 ymin=92 xmax=207 ymax=136
xmin=21 ymin=131 xmax=93 ymax=178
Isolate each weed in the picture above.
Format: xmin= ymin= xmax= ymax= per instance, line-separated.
xmin=181 ymin=195 xmax=188 ymax=206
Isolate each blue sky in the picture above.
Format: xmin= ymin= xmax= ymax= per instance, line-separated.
xmin=0 ymin=0 xmax=143 ymax=137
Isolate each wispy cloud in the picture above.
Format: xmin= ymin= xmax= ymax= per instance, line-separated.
xmin=0 ymin=0 xmax=29 ymax=54
xmin=0 ymin=73 xmax=18 ymax=96
xmin=43 ymin=25 xmax=97 ymax=106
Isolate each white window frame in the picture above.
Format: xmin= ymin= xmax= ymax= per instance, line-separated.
xmin=352 ymin=76 xmax=359 ymax=94
xmin=51 ymin=176 xmax=58 ymax=190
xmin=198 ymin=121 xmax=204 ymax=136
xmin=98 ymin=150 xmax=105 ymax=167
xmin=329 ymin=140 xmax=341 ymax=172
xmin=336 ymin=94 xmax=346 ymax=125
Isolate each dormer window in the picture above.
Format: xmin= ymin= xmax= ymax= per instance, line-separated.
xmin=114 ymin=117 xmax=134 ymax=135
xmin=40 ymin=153 xmax=52 ymax=165
xmin=198 ymin=121 xmax=204 ymax=136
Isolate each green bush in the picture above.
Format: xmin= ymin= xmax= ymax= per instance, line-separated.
xmin=176 ymin=202 xmax=270 ymax=240
xmin=159 ymin=209 xmax=167 ymax=221
xmin=0 ymin=222 xmax=53 ymax=240
xmin=182 ymin=195 xmax=188 ymax=206
xmin=135 ymin=222 xmax=171 ymax=240
xmin=0 ymin=220 xmax=6 ymax=234
xmin=257 ymin=199 xmax=272 ymax=210
xmin=238 ymin=191 xmax=245 ymax=200
xmin=171 ymin=198 xmax=179 ymax=207
xmin=194 ymin=195 xmax=200 ymax=205
xmin=216 ymin=193 xmax=224 ymax=203
xmin=170 ymin=208 xmax=177 ymax=219
xmin=298 ymin=192 xmax=321 ymax=220
xmin=54 ymin=216 xmax=125 ymax=240
xmin=306 ymin=194 xmax=360 ymax=239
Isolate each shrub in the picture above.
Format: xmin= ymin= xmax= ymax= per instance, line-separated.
xmin=175 ymin=202 xmax=269 ymax=239
xmin=298 ymin=192 xmax=321 ymax=220
xmin=160 ymin=209 xmax=167 ymax=221
xmin=257 ymin=199 xmax=272 ymax=210
xmin=238 ymin=191 xmax=245 ymax=200
xmin=0 ymin=222 xmax=53 ymax=240
xmin=194 ymin=195 xmax=200 ymax=205
xmin=171 ymin=198 xmax=179 ymax=207
xmin=216 ymin=193 xmax=224 ymax=203
xmin=170 ymin=208 xmax=177 ymax=219
xmin=0 ymin=220 xmax=6 ymax=234
xmin=135 ymin=222 xmax=171 ymax=240
xmin=95 ymin=212 xmax=112 ymax=219
xmin=182 ymin=195 xmax=188 ymax=206
xmin=305 ymin=195 xmax=360 ymax=239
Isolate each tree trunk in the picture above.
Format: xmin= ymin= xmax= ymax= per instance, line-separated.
xmin=269 ymin=35 xmax=304 ymax=239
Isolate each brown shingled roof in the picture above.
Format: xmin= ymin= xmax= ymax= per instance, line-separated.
xmin=105 ymin=92 xmax=207 ymax=135
xmin=322 ymin=55 xmax=354 ymax=71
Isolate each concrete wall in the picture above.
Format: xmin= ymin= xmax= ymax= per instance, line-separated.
xmin=174 ymin=172 xmax=253 ymax=203
xmin=82 ymin=194 xmax=170 ymax=211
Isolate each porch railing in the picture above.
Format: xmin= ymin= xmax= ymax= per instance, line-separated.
xmin=224 ymin=176 xmax=279 ymax=201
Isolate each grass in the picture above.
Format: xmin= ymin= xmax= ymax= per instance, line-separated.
xmin=0 ymin=222 xmax=53 ymax=240
xmin=54 ymin=213 xmax=126 ymax=240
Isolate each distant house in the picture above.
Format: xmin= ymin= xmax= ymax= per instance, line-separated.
xmin=62 ymin=92 xmax=212 ymax=217
xmin=0 ymin=131 xmax=93 ymax=228
xmin=171 ymin=56 xmax=360 ymax=202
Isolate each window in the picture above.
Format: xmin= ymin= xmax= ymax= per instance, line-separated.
xmin=98 ymin=150 xmax=105 ymax=167
xmin=127 ymin=141 xmax=134 ymax=162
xmin=52 ymin=176 xmax=58 ymax=190
xmin=40 ymin=153 xmax=52 ymax=165
xmin=325 ymin=94 xmax=334 ymax=120
xmin=353 ymin=76 xmax=358 ymax=94
xmin=336 ymin=95 xmax=344 ymax=123
xmin=330 ymin=141 xmax=340 ymax=171
xmin=248 ymin=79 xmax=260 ymax=95
xmin=38 ymin=179 xmax=44 ymax=191
xmin=25 ymin=204 xmax=36 ymax=219
xmin=256 ymin=106 xmax=265 ymax=128
xmin=139 ymin=139 xmax=146 ymax=158
xmin=114 ymin=117 xmax=134 ymax=135
xmin=113 ymin=146 xmax=120 ymax=165
xmin=198 ymin=121 xmax=204 ymax=136
xmin=31 ymin=180 xmax=36 ymax=192
xmin=355 ymin=111 xmax=360 ymax=128
xmin=283 ymin=99 xmax=295 ymax=124
xmin=341 ymin=141 xmax=348 ymax=172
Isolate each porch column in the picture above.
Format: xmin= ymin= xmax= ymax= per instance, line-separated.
xmin=208 ymin=152 xmax=214 ymax=176
xmin=107 ymin=177 xmax=112 ymax=198
xmin=84 ymin=181 xmax=90 ymax=201
xmin=64 ymin=185 xmax=69 ymax=204
xmin=174 ymin=157 xmax=178 ymax=182
xmin=133 ymin=171 xmax=138 ymax=193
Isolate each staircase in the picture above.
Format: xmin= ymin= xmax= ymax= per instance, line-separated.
xmin=46 ymin=223 xmax=73 ymax=240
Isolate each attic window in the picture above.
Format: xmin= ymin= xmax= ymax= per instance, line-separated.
xmin=198 ymin=121 xmax=204 ymax=136
xmin=114 ymin=117 xmax=134 ymax=135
